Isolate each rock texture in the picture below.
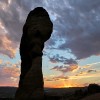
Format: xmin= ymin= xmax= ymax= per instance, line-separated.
xmin=15 ymin=7 xmax=53 ymax=100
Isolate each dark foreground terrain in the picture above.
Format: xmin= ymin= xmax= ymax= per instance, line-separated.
xmin=0 ymin=84 xmax=100 ymax=100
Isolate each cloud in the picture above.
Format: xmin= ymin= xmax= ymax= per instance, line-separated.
xmin=44 ymin=0 xmax=100 ymax=59
xmin=0 ymin=0 xmax=24 ymax=58
xmin=49 ymin=54 xmax=65 ymax=63
xmin=64 ymin=58 xmax=78 ymax=65
xmin=69 ymin=0 xmax=100 ymax=12
xmin=75 ymin=62 xmax=99 ymax=76
xmin=49 ymin=54 xmax=78 ymax=65
xmin=44 ymin=75 xmax=69 ymax=82
xmin=44 ymin=78 xmax=53 ymax=82
xmin=0 ymin=59 xmax=3 ymax=64
xmin=0 ymin=34 xmax=17 ymax=58
xmin=87 ymin=69 xmax=97 ymax=73
xmin=0 ymin=61 xmax=20 ymax=86
xmin=52 ymin=75 xmax=69 ymax=81
xmin=51 ymin=65 xmax=78 ymax=74
xmin=76 ymin=69 xmax=97 ymax=77
xmin=75 ymin=71 xmax=88 ymax=76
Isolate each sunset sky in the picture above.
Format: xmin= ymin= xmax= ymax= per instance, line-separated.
xmin=0 ymin=0 xmax=100 ymax=88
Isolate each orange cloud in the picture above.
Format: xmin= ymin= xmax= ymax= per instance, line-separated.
xmin=0 ymin=20 xmax=18 ymax=58
xmin=51 ymin=65 xmax=78 ymax=74
xmin=0 ymin=34 xmax=17 ymax=58
xmin=3 ymin=64 xmax=20 ymax=77
xmin=0 ymin=61 xmax=20 ymax=87
xmin=0 ymin=59 xmax=3 ymax=64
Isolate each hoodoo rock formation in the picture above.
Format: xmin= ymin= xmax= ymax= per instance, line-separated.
xmin=15 ymin=7 xmax=53 ymax=100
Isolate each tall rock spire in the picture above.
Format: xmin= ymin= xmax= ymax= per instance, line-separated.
xmin=15 ymin=7 xmax=53 ymax=100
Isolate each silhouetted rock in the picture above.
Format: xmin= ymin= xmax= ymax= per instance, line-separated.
xmin=88 ymin=84 xmax=100 ymax=94
xmin=15 ymin=7 xmax=53 ymax=100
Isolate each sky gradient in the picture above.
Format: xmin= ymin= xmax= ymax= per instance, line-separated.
xmin=0 ymin=0 xmax=100 ymax=88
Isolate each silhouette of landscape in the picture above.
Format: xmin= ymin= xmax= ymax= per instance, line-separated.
xmin=0 ymin=84 xmax=100 ymax=100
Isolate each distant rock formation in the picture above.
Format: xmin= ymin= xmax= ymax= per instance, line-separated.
xmin=88 ymin=84 xmax=100 ymax=94
xmin=15 ymin=7 xmax=53 ymax=100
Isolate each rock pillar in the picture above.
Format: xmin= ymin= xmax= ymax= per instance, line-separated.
xmin=15 ymin=7 xmax=53 ymax=100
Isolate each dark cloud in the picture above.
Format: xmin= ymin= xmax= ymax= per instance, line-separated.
xmin=59 ymin=31 xmax=100 ymax=59
xmin=87 ymin=69 xmax=97 ymax=73
xmin=49 ymin=54 xmax=65 ymax=63
xmin=51 ymin=65 xmax=78 ymax=74
xmin=64 ymin=58 xmax=78 ymax=65
xmin=49 ymin=54 xmax=77 ymax=65
xmin=45 ymin=0 xmax=100 ymax=59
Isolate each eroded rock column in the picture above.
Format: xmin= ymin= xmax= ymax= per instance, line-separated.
xmin=15 ymin=7 xmax=53 ymax=100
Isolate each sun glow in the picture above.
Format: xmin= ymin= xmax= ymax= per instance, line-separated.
xmin=60 ymin=80 xmax=82 ymax=88
xmin=63 ymin=83 xmax=73 ymax=88
xmin=62 ymin=80 xmax=74 ymax=88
